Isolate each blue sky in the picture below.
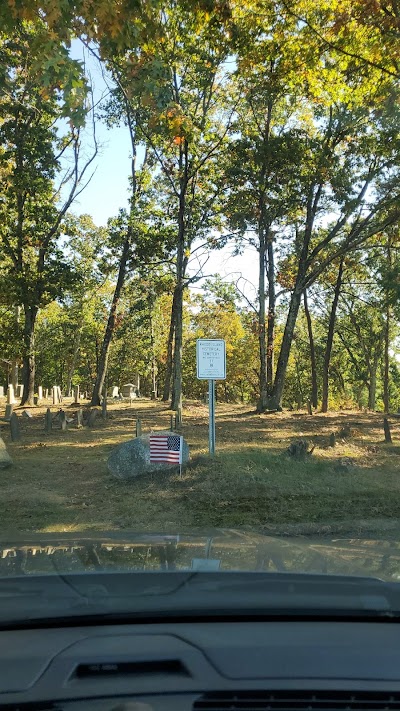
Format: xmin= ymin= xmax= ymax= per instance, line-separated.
xmin=70 ymin=122 xmax=132 ymax=225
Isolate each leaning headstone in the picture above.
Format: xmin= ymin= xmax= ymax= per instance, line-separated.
xmin=5 ymin=404 xmax=13 ymax=421
xmin=22 ymin=410 xmax=33 ymax=419
xmin=7 ymin=385 xmax=16 ymax=405
xmin=59 ymin=410 xmax=67 ymax=431
xmin=108 ymin=432 xmax=190 ymax=481
xmin=0 ymin=436 xmax=12 ymax=469
xmin=73 ymin=385 xmax=80 ymax=403
xmin=87 ymin=408 xmax=99 ymax=427
xmin=10 ymin=412 xmax=21 ymax=442
xmin=44 ymin=408 xmax=52 ymax=433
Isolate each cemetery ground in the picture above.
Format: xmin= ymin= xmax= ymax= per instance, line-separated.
xmin=1 ymin=398 xmax=400 ymax=538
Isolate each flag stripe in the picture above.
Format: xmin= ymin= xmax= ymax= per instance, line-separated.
xmin=149 ymin=434 xmax=182 ymax=464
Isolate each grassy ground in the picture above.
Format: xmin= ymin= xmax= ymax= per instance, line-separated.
xmin=1 ymin=398 xmax=400 ymax=537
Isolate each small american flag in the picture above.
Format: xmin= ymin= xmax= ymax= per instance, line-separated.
xmin=149 ymin=434 xmax=183 ymax=465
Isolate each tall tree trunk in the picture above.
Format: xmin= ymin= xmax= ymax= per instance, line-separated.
xmin=90 ymin=232 xmax=131 ymax=406
xmin=91 ymin=103 xmax=138 ymax=407
xmin=257 ymin=223 xmax=268 ymax=413
xmin=11 ymin=304 xmax=21 ymax=390
xmin=266 ymin=236 xmax=275 ymax=393
xmin=162 ymin=290 xmax=177 ymax=402
xmin=321 ymin=256 xmax=344 ymax=413
xmin=264 ymin=171 xmax=324 ymax=412
xmin=171 ymin=284 xmax=184 ymax=411
xmin=368 ymin=349 xmax=380 ymax=410
xmin=150 ymin=313 xmax=157 ymax=399
xmin=256 ymin=101 xmax=273 ymax=413
xmin=383 ymin=237 xmax=392 ymax=414
xmin=21 ymin=304 xmax=37 ymax=406
xmin=170 ymin=141 xmax=188 ymax=412
xmin=266 ymin=285 xmax=304 ymax=410
xmin=383 ymin=302 xmax=390 ymax=414
xmin=303 ymin=289 xmax=318 ymax=408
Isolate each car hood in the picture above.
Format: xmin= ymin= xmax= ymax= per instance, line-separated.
xmin=1 ymin=529 xmax=400 ymax=581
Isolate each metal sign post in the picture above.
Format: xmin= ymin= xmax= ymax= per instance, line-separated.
xmin=196 ymin=339 xmax=226 ymax=457
xmin=209 ymin=379 xmax=216 ymax=456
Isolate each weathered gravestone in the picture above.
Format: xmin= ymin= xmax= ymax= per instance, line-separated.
xmin=7 ymin=385 xmax=16 ymax=405
xmin=0 ymin=436 xmax=12 ymax=469
xmin=0 ymin=386 xmax=4 ymax=398
xmin=76 ymin=408 xmax=83 ymax=427
xmin=107 ymin=431 xmax=190 ymax=481
xmin=110 ymin=386 xmax=119 ymax=398
xmin=15 ymin=384 xmax=23 ymax=398
xmin=5 ymin=404 xmax=13 ymax=421
xmin=121 ymin=383 xmax=137 ymax=399
xmin=10 ymin=412 xmax=21 ymax=442
xmin=74 ymin=385 xmax=80 ymax=403
xmin=44 ymin=408 xmax=52 ymax=433
xmin=87 ymin=408 xmax=99 ymax=427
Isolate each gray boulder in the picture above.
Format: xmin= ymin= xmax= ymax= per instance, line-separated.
xmin=108 ymin=431 xmax=189 ymax=480
xmin=0 ymin=436 xmax=13 ymax=469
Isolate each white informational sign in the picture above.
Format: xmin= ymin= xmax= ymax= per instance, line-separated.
xmin=191 ymin=558 xmax=221 ymax=571
xmin=196 ymin=339 xmax=226 ymax=380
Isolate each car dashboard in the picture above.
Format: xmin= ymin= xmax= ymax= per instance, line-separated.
xmin=2 ymin=619 xmax=400 ymax=711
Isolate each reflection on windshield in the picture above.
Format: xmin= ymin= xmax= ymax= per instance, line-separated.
xmin=1 ymin=533 xmax=400 ymax=582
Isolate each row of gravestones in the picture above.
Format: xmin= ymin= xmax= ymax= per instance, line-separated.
xmin=0 ymin=384 xmax=140 ymax=402
xmin=0 ymin=384 xmax=89 ymax=405
xmin=7 ymin=407 xmax=102 ymax=442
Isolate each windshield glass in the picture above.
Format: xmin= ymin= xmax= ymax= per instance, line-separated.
xmin=1 ymin=0 xmax=400 ymax=620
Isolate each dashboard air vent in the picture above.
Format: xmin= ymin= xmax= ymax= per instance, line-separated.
xmin=75 ymin=659 xmax=189 ymax=678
